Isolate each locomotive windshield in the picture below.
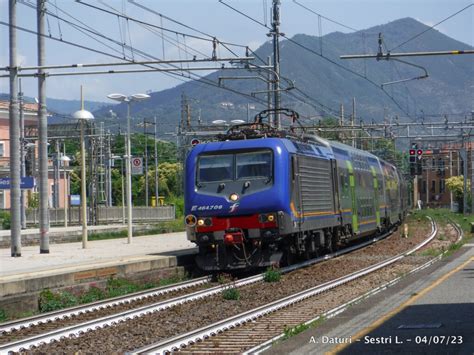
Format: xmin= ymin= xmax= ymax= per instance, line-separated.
xmin=236 ymin=151 xmax=272 ymax=179
xmin=197 ymin=150 xmax=272 ymax=183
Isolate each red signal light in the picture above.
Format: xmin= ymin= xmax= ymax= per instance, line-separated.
xmin=417 ymin=149 xmax=423 ymax=155
xmin=409 ymin=149 xmax=416 ymax=155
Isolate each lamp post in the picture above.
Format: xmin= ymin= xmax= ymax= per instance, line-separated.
xmin=60 ymin=154 xmax=70 ymax=227
xmin=107 ymin=93 xmax=150 ymax=243
xmin=72 ymin=109 xmax=94 ymax=249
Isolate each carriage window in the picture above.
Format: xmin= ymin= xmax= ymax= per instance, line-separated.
xmin=236 ymin=151 xmax=272 ymax=180
xmin=198 ymin=154 xmax=233 ymax=182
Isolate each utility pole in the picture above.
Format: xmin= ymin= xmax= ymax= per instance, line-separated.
xmin=19 ymin=79 xmax=26 ymax=229
xmin=154 ymin=116 xmax=159 ymax=207
xmin=449 ymin=150 xmax=453 ymax=211
xmin=267 ymin=56 xmax=272 ymax=113
xmin=351 ymin=97 xmax=356 ymax=148
xmin=107 ymin=131 xmax=112 ymax=206
xmin=38 ymin=0 xmax=49 ymax=253
xmin=143 ymin=117 xmax=149 ymax=207
xmin=9 ymin=0 xmax=21 ymax=257
xmin=339 ymin=103 xmax=344 ymax=143
xmin=54 ymin=140 xmax=60 ymax=208
xmin=270 ymin=0 xmax=281 ymax=129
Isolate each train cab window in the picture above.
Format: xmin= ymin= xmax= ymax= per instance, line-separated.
xmin=198 ymin=154 xmax=233 ymax=182
xmin=236 ymin=151 xmax=272 ymax=180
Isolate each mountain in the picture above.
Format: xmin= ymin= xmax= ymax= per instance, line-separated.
xmin=7 ymin=17 xmax=472 ymax=134
xmin=0 ymin=93 xmax=111 ymax=122
xmin=94 ymin=18 xmax=472 ymax=134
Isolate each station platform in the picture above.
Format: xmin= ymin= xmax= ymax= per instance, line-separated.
xmin=0 ymin=231 xmax=196 ymax=315
xmin=0 ymin=223 xmax=162 ymax=247
xmin=268 ymin=243 xmax=474 ymax=354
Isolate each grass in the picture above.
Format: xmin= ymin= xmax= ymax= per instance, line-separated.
xmin=89 ymin=219 xmax=185 ymax=241
xmin=281 ymin=316 xmax=326 ymax=341
xmin=409 ymin=208 xmax=472 ymax=258
xmin=263 ymin=267 xmax=282 ymax=283
xmin=0 ymin=309 xmax=7 ymax=322
xmin=222 ymin=287 xmax=240 ymax=301
xmin=420 ymin=247 xmax=442 ymax=257
xmin=38 ymin=274 xmax=188 ymax=314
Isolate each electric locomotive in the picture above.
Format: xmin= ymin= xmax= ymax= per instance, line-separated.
xmin=185 ymin=109 xmax=407 ymax=271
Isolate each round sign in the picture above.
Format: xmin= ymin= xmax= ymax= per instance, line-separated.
xmin=191 ymin=139 xmax=200 ymax=146
xmin=132 ymin=158 xmax=142 ymax=166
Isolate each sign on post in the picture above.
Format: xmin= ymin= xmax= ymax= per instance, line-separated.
xmin=70 ymin=195 xmax=81 ymax=206
xmin=131 ymin=157 xmax=143 ymax=175
xmin=0 ymin=177 xmax=36 ymax=189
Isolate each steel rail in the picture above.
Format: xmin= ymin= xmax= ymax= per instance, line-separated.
xmin=248 ymin=216 xmax=462 ymax=354
xmin=0 ymin=226 xmax=396 ymax=353
xmin=133 ymin=217 xmax=437 ymax=354
xmin=0 ymin=276 xmax=210 ymax=334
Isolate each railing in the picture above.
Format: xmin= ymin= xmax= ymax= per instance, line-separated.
xmin=21 ymin=206 xmax=175 ymax=226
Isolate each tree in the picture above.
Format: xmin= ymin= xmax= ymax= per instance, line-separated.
xmin=446 ymin=175 xmax=470 ymax=212
xmin=446 ymin=175 xmax=466 ymax=199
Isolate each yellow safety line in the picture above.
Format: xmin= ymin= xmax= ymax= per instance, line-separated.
xmin=329 ymin=256 xmax=474 ymax=354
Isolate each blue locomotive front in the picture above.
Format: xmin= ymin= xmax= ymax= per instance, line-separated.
xmin=185 ymin=138 xmax=294 ymax=270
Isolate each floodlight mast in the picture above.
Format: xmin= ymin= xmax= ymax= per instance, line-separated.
xmin=107 ymin=93 xmax=150 ymax=244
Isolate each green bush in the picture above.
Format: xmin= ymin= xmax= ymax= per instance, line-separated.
xmin=0 ymin=309 xmax=7 ymax=322
xmin=222 ymin=287 xmax=240 ymax=301
xmin=79 ymin=286 xmax=106 ymax=303
xmin=263 ymin=267 xmax=281 ymax=283
xmin=39 ymin=289 xmax=78 ymax=312
xmin=167 ymin=195 xmax=184 ymax=218
xmin=106 ymin=277 xmax=140 ymax=298
xmin=0 ymin=211 xmax=10 ymax=230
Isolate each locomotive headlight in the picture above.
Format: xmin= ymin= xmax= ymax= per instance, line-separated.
xmin=229 ymin=193 xmax=239 ymax=201
xmin=197 ymin=219 xmax=205 ymax=226
xmin=267 ymin=214 xmax=275 ymax=222
xmin=185 ymin=214 xmax=197 ymax=227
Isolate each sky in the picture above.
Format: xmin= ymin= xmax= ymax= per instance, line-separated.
xmin=0 ymin=0 xmax=472 ymax=103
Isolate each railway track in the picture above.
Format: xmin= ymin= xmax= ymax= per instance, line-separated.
xmin=133 ymin=217 xmax=441 ymax=354
xmin=0 ymin=225 xmax=399 ymax=353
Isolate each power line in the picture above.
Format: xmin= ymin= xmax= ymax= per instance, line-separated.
xmin=293 ymin=0 xmax=359 ymax=32
xmin=218 ymin=0 xmax=411 ymax=117
xmin=77 ymin=0 xmax=248 ymax=50
xmin=390 ymin=3 xmax=473 ymax=51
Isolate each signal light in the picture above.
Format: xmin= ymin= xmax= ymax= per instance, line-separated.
xmin=409 ymin=149 xmax=416 ymax=155
xmin=417 ymin=149 xmax=423 ymax=156
xmin=185 ymin=214 xmax=197 ymax=227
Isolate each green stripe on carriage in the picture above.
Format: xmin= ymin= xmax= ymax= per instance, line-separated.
xmin=346 ymin=160 xmax=358 ymax=232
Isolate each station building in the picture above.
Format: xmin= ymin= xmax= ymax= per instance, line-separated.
xmin=0 ymin=100 xmax=69 ymax=209
xmin=417 ymin=145 xmax=470 ymax=209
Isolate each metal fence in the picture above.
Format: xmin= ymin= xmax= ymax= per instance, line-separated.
xmin=23 ymin=206 xmax=175 ymax=226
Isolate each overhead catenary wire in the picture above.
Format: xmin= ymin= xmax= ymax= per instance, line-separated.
xmin=0 ymin=21 xmax=267 ymax=108
xmin=293 ymin=0 xmax=359 ymax=32
xmin=218 ymin=0 xmax=412 ymax=117
xmin=77 ymin=0 xmax=248 ymax=50
xmin=11 ymin=1 xmax=271 ymax=108
xmin=127 ymin=0 xmax=241 ymax=58
xmin=390 ymin=3 xmax=473 ymax=51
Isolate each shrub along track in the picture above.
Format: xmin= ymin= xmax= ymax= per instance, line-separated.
xmin=7 ymin=217 xmax=437 ymax=354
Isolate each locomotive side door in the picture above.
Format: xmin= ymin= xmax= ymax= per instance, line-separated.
xmin=290 ymin=154 xmax=304 ymax=229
